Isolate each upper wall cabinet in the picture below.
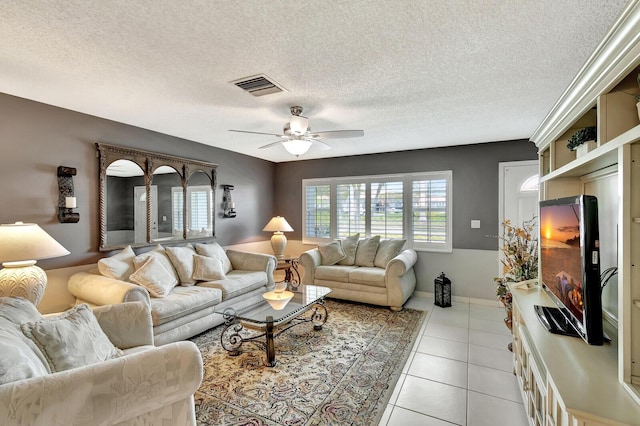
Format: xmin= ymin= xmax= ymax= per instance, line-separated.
xmin=97 ymin=143 xmax=217 ymax=251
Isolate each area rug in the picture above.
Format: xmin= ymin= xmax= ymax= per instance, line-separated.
xmin=190 ymin=299 xmax=427 ymax=425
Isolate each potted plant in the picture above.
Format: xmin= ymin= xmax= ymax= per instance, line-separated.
xmin=566 ymin=126 xmax=597 ymax=157
xmin=493 ymin=217 xmax=538 ymax=336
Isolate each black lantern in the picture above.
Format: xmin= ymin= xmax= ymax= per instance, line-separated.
xmin=434 ymin=272 xmax=452 ymax=308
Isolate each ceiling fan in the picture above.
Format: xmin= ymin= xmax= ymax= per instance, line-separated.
xmin=229 ymin=106 xmax=364 ymax=157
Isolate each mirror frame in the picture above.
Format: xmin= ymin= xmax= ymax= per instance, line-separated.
xmin=97 ymin=143 xmax=217 ymax=251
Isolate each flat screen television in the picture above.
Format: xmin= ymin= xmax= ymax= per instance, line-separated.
xmin=538 ymin=195 xmax=604 ymax=345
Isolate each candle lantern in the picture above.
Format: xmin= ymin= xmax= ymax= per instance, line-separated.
xmin=434 ymin=272 xmax=452 ymax=308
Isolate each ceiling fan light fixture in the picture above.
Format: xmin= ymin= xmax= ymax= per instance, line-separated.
xmin=282 ymin=140 xmax=312 ymax=156
xmin=289 ymin=115 xmax=309 ymax=135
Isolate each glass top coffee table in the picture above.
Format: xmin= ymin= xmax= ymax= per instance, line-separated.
xmin=216 ymin=284 xmax=331 ymax=367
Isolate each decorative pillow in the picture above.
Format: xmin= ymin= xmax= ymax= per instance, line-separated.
xmin=354 ymin=235 xmax=381 ymax=267
xmin=97 ymin=245 xmax=136 ymax=281
xmin=319 ymin=240 xmax=346 ymax=266
xmin=374 ymin=239 xmax=406 ymax=268
xmin=192 ymin=254 xmax=227 ymax=281
xmin=129 ymin=256 xmax=178 ymax=297
xmin=165 ymin=244 xmax=197 ymax=286
xmin=20 ymin=304 xmax=123 ymax=373
xmin=195 ymin=242 xmax=233 ymax=274
xmin=0 ymin=298 xmax=50 ymax=384
xmin=337 ymin=233 xmax=360 ymax=266
xmin=133 ymin=245 xmax=180 ymax=284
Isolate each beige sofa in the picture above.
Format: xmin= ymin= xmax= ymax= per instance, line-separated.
xmin=300 ymin=235 xmax=417 ymax=310
xmin=0 ymin=298 xmax=203 ymax=426
xmin=68 ymin=243 xmax=277 ymax=345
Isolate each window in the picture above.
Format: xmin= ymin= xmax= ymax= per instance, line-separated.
xmin=172 ymin=185 xmax=212 ymax=234
xmin=303 ymin=171 xmax=452 ymax=252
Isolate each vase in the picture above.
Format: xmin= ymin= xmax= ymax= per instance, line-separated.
xmin=575 ymin=140 xmax=597 ymax=158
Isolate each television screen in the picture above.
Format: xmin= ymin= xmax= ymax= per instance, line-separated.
xmin=539 ymin=195 xmax=603 ymax=345
xmin=540 ymin=203 xmax=584 ymax=323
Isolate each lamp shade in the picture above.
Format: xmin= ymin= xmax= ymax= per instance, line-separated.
xmin=262 ymin=216 xmax=293 ymax=233
xmin=0 ymin=222 xmax=70 ymax=264
xmin=282 ymin=140 xmax=312 ymax=156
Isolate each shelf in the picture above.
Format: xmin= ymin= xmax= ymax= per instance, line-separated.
xmin=540 ymin=123 xmax=640 ymax=183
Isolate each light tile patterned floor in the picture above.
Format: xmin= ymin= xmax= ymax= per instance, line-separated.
xmin=379 ymin=296 xmax=528 ymax=426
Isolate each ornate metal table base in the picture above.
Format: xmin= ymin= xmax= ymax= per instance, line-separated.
xmin=220 ymin=301 xmax=328 ymax=367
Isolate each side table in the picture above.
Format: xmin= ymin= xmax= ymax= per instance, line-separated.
xmin=275 ymin=257 xmax=301 ymax=286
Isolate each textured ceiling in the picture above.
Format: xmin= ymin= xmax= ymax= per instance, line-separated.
xmin=0 ymin=1 xmax=629 ymax=162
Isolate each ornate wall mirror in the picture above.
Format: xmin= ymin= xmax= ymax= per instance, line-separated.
xmin=97 ymin=143 xmax=217 ymax=251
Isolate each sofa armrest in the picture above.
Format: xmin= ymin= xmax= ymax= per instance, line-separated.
xmin=93 ymin=301 xmax=154 ymax=348
xmin=300 ymin=248 xmax=321 ymax=283
xmin=0 ymin=341 xmax=203 ymax=426
xmin=385 ymin=249 xmax=418 ymax=310
xmin=386 ymin=249 xmax=418 ymax=278
xmin=226 ymin=250 xmax=277 ymax=287
xmin=68 ymin=271 xmax=151 ymax=307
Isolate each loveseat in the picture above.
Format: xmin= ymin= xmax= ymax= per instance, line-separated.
xmin=68 ymin=242 xmax=277 ymax=345
xmin=0 ymin=298 xmax=203 ymax=426
xmin=300 ymin=234 xmax=417 ymax=311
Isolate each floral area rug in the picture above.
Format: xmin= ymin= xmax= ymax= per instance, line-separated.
xmin=190 ymin=299 xmax=427 ymax=425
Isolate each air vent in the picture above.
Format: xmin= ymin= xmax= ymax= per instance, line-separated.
xmin=230 ymin=74 xmax=286 ymax=97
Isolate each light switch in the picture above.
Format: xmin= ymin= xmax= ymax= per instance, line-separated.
xmin=471 ymin=220 xmax=481 ymax=229
xmin=162 ymin=215 xmax=167 ymax=222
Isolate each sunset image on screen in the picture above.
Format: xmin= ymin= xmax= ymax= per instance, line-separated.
xmin=540 ymin=204 xmax=584 ymax=321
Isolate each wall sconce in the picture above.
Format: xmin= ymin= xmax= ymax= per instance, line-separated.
xmin=57 ymin=166 xmax=80 ymax=223
xmin=223 ymin=185 xmax=236 ymax=218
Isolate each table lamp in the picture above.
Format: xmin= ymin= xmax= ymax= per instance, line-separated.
xmin=262 ymin=216 xmax=293 ymax=258
xmin=0 ymin=222 xmax=70 ymax=305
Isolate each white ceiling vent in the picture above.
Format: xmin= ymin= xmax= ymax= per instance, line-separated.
xmin=230 ymin=74 xmax=286 ymax=97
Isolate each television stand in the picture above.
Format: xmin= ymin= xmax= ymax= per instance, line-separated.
xmin=533 ymin=305 xmax=580 ymax=338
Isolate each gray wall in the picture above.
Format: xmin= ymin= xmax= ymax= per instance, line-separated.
xmin=0 ymin=93 xmax=275 ymax=269
xmin=273 ymin=140 xmax=538 ymax=250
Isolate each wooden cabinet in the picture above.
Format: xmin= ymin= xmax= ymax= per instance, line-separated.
xmin=527 ymin=1 xmax=640 ymax=422
xmin=511 ymin=286 xmax=639 ymax=425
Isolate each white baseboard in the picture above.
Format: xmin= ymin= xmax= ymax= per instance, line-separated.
xmin=413 ymin=291 xmax=499 ymax=306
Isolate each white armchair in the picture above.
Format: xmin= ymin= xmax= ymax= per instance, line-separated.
xmin=0 ymin=301 xmax=203 ymax=426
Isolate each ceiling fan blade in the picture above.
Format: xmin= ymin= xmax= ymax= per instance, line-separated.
xmin=309 ymin=130 xmax=364 ymax=139
xmin=258 ymin=140 xmax=286 ymax=149
xmin=229 ymin=129 xmax=284 ymax=137
xmin=313 ymin=139 xmax=332 ymax=151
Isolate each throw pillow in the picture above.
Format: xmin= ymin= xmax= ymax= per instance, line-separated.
xmin=354 ymin=235 xmax=381 ymax=267
xmin=133 ymin=245 xmax=180 ymax=284
xmin=20 ymin=304 xmax=123 ymax=373
xmin=165 ymin=244 xmax=197 ymax=286
xmin=97 ymin=245 xmax=136 ymax=281
xmin=337 ymin=233 xmax=360 ymax=266
xmin=319 ymin=240 xmax=346 ymax=266
xmin=192 ymin=254 xmax=227 ymax=281
xmin=374 ymin=239 xmax=406 ymax=268
xmin=195 ymin=242 xmax=233 ymax=274
xmin=129 ymin=256 xmax=178 ymax=297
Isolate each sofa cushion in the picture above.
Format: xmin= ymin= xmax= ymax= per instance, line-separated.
xmin=149 ymin=286 xmax=223 ymax=326
xmin=0 ymin=319 xmax=50 ymax=385
xmin=315 ymin=265 xmax=359 ymax=283
xmin=129 ymin=256 xmax=178 ymax=298
xmin=192 ymin=254 xmax=226 ymax=281
xmin=165 ymin=244 xmax=197 ymax=286
xmin=354 ymin=235 xmax=380 ymax=267
xmin=98 ymin=245 xmax=136 ymax=281
xmin=349 ymin=267 xmax=386 ymax=288
xmin=374 ymin=239 xmax=406 ymax=268
xmin=197 ymin=270 xmax=267 ymax=300
xmin=133 ymin=245 xmax=180 ymax=284
xmin=319 ymin=240 xmax=346 ymax=266
xmin=195 ymin=242 xmax=233 ymax=274
xmin=20 ymin=304 xmax=123 ymax=373
xmin=337 ymin=233 xmax=360 ymax=266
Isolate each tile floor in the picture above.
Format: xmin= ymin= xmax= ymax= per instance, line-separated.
xmin=379 ymin=295 xmax=528 ymax=426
